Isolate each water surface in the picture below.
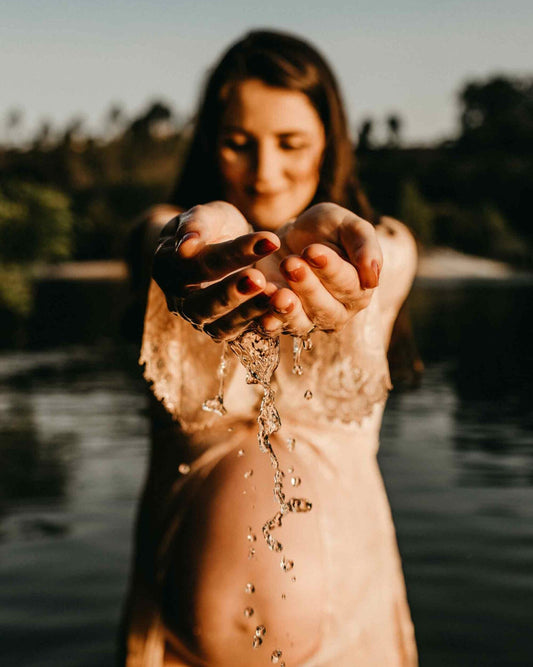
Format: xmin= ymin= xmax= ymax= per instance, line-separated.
xmin=0 ymin=280 xmax=532 ymax=666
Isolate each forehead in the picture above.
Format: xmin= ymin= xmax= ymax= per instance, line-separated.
xmin=220 ymin=79 xmax=324 ymax=136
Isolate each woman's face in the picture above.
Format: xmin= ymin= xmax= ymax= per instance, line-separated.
xmin=217 ymin=79 xmax=326 ymax=231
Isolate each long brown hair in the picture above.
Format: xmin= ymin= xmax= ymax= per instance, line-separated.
xmin=171 ymin=29 xmax=373 ymax=220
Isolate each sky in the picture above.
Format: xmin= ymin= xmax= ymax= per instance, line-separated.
xmin=2 ymin=0 xmax=533 ymax=145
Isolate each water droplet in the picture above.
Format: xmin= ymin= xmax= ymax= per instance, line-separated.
xmin=281 ymin=557 xmax=294 ymax=572
xmin=178 ymin=463 xmax=190 ymax=475
xmin=271 ymin=649 xmax=283 ymax=663
xmin=291 ymin=576 xmax=296 ymax=583
xmin=287 ymin=466 xmax=294 ymax=474
xmin=252 ymin=635 xmax=262 ymax=649
xmin=201 ymin=395 xmax=227 ymax=416
xmin=248 ymin=547 xmax=256 ymax=559
xmin=237 ymin=448 xmax=245 ymax=456
xmin=303 ymin=336 xmax=313 ymax=351
xmin=304 ymin=389 xmax=313 ymax=400
xmin=245 ymin=582 xmax=255 ymax=594
xmin=281 ymin=593 xmax=286 ymax=600
xmin=286 ymin=437 xmax=295 ymax=451
xmin=244 ymin=469 xmax=253 ymax=479
xmin=247 ymin=531 xmax=257 ymax=542
xmin=288 ymin=497 xmax=312 ymax=513
xmin=255 ymin=625 xmax=266 ymax=637
xmin=244 ymin=607 xmax=254 ymax=618
xmin=291 ymin=476 xmax=301 ymax=487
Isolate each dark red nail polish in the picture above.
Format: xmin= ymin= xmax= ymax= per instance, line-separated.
xmin=286 ymin=266 xmax=305 ymax=282
xmin=307 ymin=254 xmax=327 ymax=269
xmin=237 ymin=276 xmax=259 ymax=294
xmin=253 ymin=238 xmax=278 ymax=255
xmin=273 ymin=302 xmax=295 ymax=315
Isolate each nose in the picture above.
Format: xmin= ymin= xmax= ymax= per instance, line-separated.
xmin=253 ymin=141 xmax=282 ymax=191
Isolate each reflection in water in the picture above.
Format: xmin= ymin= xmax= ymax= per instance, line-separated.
xmin=409 ymin=280 xmax=533 ymax=487
xmin=0 ymin=281 xmax=532 ymax=666
xmin=0 ymin=392 xmax=73 ymax=505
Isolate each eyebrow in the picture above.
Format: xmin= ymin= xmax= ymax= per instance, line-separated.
xmin=219 ymin=125 xmax=311 ymax=138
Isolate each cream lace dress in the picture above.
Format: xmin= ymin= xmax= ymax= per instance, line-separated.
xmin=122 ymin=278 xmax=418 ymax=666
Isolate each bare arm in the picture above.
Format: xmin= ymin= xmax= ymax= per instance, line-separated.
xmin=375 ymin=217 xmax=418 ymax=349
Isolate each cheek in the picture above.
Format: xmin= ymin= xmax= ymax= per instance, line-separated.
xmin=218 ymin=151 xmax=249 ymax=188
xmin=291 ymin=151 xmax=323 ymax=186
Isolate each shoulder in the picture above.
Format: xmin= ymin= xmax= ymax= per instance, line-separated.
xmin=375 ymin=216 xmax=418 ymax=343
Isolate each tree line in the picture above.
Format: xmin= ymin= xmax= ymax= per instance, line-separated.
xmin=0 ymin=74 xmax=532 ymax=321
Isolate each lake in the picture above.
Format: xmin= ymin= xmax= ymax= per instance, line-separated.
xmin=0 ymin=278 xmax=532 ymax=666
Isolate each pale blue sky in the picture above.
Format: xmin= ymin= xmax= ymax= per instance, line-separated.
xmin=2 ymin=0 xmax=532 ymax=144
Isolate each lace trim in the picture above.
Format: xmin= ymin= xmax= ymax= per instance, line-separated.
xmin=139 ymin=280 xmax=391 ymax=430
xmin=139 ymin=280 xmax=237 ymax=431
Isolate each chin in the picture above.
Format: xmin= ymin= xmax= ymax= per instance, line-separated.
xmin=245 ymin=201 xmax=306 ymax=231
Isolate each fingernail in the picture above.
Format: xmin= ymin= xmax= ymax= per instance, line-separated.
xmin=253 ymin=238 xmax=278 ymax=256
xmin=237 ymin=276 xmax=260 ymax=294
xmin=362 ymin=260 xmax=380 ymax=289
xmin=306 ymin=254 xmax=327 ymax=269
xmin=284 ymin=266 xmax=305 ymax=282
xmin=273 ymin=302 xmax=295 ymax=315
xmin=177 ymin=231 xmax=199 ymax=250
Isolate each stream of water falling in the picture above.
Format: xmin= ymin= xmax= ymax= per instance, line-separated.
xmin=202 ymin=326 xmax=313 ymax=660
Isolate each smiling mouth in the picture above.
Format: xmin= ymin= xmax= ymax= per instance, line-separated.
xmin=246 ymin=188 xmax=283 ymax=198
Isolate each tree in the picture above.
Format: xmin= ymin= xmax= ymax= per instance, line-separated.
xmin=357 ymin=118 xmax=374 ymax=152
xmin=386 ymin=113 xmax=403 ymax=147
xmin=128 ymin=100 xmax=174 ymax=141
xmin=458 ymin=76 xmax=533 ymax=152
xmin=5 ymin=107 xmax=24 ymax=146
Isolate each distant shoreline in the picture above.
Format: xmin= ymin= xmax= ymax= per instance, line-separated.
xmin=35 ymin=247 xmax=532 ymax=283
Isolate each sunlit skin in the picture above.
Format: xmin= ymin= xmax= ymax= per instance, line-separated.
xmin=153 ymin=80 xmax=385 ymax=341
xmin=147 ymin=79 xmax=418 ymax=665
xmin=217 ymin=79 xmax=326 ymax=232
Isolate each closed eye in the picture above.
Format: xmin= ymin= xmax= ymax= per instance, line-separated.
xmin=222 ymin=138 xmax=251 ymax=151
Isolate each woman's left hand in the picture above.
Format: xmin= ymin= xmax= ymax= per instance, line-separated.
xmin=257 ymin=203 xmax=383 ymax=336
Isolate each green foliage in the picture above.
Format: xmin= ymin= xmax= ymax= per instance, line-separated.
xmin=398 ymin=181 xmax=435 ymax=245
xmin=0 ymin=264 xmax=33 ymax=315
xmin=0 ymin=181 xmax=74 ymax=316
xmin=0 ymin=181 xmax=73 ymax=263
xmin=433 ymin=202 xmax=528 ymax=262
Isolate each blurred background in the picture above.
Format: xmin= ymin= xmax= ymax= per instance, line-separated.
xmin=1 ymin=1 xmax=532 ymax=665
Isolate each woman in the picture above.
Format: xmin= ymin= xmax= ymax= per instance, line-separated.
xmin=122 ymin=30 xmax=418 ymax=666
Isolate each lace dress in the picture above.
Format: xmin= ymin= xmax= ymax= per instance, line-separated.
xmin=122 ymin=279 xmax=418 ymax=666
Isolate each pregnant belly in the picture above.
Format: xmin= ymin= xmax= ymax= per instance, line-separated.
xmin=161 ymin=431 xmax=325 ymax=666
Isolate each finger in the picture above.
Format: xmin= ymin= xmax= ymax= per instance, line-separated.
xmin=195 ymin=233 xmax=279 ymax=283
xmin=203 ymin=283 xmax=278 ymax=341
xmin=260 ymin=287 xmax=314 ymax=337
xmin=180 ymin=268 xmax=267 ymax=328
xmin=339 ymin=216 xmax=383 ymax=289
xmin=301 ymin=244 xmax=364 ymax=307
xmin=174 ymin=201 xmax=251 ymax=257
xmin=278 ymin=256 xmax=348 ymax=330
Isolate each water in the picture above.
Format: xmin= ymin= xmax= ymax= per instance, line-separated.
xmin=1 ymin=279 xmax=532 ymax=666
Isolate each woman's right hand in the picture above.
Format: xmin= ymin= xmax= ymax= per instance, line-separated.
xmin=152 ymin=201 xmax=280 ymax=341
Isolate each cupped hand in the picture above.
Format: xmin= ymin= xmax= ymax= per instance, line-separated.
xmin=257 ymin=203 xmax=383 ymax=336
xmin=152 ymin=201 xmax=280 ymax=341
